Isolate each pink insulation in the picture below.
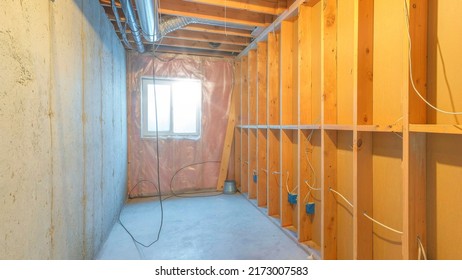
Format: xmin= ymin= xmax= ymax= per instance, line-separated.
xmin=127 ymin=52 xmax=233 ymax=197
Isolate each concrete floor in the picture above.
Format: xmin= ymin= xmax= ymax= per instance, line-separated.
xmin=96 ymin=193 xmax=315 ymax=260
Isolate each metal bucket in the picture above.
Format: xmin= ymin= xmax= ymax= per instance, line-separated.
xmin=223 ymin=180 xmax=237 ymax=194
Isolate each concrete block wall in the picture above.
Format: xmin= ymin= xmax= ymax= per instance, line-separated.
xmin=0 ymin=0 xmax=127 ymax=259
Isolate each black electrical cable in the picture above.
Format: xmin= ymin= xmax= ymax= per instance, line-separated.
xmin=117 ymin=5 xmax=235 ymax=249
xmin=117 ymin=29 xmax=165 ymax=250
xmin=169 ymin=161 xmax=224 ymax=198
xmin=118 ymin=180 xmax=163 ymax=248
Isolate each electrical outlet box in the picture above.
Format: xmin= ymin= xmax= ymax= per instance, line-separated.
xmin=288 ymin=193 xmax=298 ymax=205
xmin=306 ymin=202 xmax=315 ymax=214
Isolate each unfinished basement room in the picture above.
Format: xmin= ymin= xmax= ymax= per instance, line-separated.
xmin=1 ymin=0 xmax=462 ymax=262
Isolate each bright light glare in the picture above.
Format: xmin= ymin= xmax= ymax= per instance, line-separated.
xmin=172 ymin=81 xmax=201 ymax=134
xmin=147 ymin=84 xmax=171 ymax=131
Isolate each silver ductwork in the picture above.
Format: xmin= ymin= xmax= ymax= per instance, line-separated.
xmin=160 ymin=17 xmax=196 ymax=37
xmin=119 ymin=0 xmax=255 ymax=53
xmin=135 ymin=0 xmax=161 ymax=42
xmin=158 ymin=17 xmax=254 ymax=38
xmin=120 ymin=0 xmax=145 ymax=53
xmin=112 ymin=0 xmax=132 ymax=49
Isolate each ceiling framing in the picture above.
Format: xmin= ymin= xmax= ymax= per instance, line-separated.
xmin=99 ymin=0 xmax=291 ymax=57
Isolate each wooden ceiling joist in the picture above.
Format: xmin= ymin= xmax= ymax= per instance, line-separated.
xmin=164 ymin=30 xmax=251 ymax=46
xmin=184 ymin=0 xmax=286 ymax=15
xmin=159 ymin=0 xmax=273 ymax=27
xmin=100 ymin=0 xmax=285 ymax=56
xmin=151 ymin=45 xmax=236 ymax=58
xmin=156 ymin=37 xmax=245 ymax=53
xmin=116 ymin=35 xmax=244 ymax=54
xmin=109 ymin=15 xmax=254 ymax=39
xmin=182 ymin=23 xmax=254 ymax=38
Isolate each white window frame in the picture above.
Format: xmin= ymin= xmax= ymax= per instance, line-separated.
xmin=141 ymin=77 xmax=202 ymax=139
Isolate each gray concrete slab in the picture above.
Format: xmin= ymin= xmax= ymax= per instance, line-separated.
xmin=96 ymin=194 xmax=313 ymax=260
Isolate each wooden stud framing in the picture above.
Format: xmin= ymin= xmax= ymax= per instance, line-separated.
xmin=234 ymin=128 xmax=242 ymax=190
xmin=241 ymin=129 xmax=249 ymax=193
xmin=249 ymin=50 xmax=258 ymax=125
xmin=280 ymin=20 xmax=295 ymax=126
xmin=299 ymin=130 xmax=311 ymax=241
xmin=321 ymin=0 xmax=338 ymax=260
xmin=268 ymin=129 xmax=281 ymax=218
xmin=281 ymin=129 xmax=298 ymax=229
xmin=257 ymin=129 xmax=268 ymax=207
xmin=232 ymin=0 xmax=437 ymax=260
xmin=249 ymin=129 xmax=258 ymax=199
xmin=404 ymin=0 xmax=428 ymax=260
xmin=353 ymin=0 xmax=374 ymax=260
xmin=216 ymin=82 xmax=237 ymax=190
xmin=241 ymin=56 xmax=249 ymax=125
xmin=298 ymin=4 xmax=313 ymax=125
xmin=353 ymin=132 xmax=373 ymax=259
xmin=267 ymin=32 xmax=280 ymax=125
xmin=357 ymin=0 xmax=374 ymax=125
xmin=257 ymin=42 xmax=268 ymax=126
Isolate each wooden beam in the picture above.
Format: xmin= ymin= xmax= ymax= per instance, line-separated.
xmin=353 ymin=131 xmax=373 ymax=259
xmin=217 ymin=86 xmax=237 ymax=190
xmin=248 ymin=50 xmax=258 ymax=125
xmin=152 ymin=45 xmax=235 ymax=57
xmin=241 ymin=128 xmax=249 ymax=193
xmin=268 ymin=129 xmax=280 ymax=217
xmin=280 ymin=20 xmax=295 ymax=126
xmin=322 ymin=0 xmax=338 ymax=260
xmin=185 ymin=0 xmax=285 ymax=15
xmin=257 ymin=41 xmax=268 ymax=125
xmin=353 ymin=0 xmax=374 ymax=259
xmin=298 ymin=4 xmax=312 ymax=125
xmin=410 ymin=124 xmax=462 ymax=135
xmin=404 ymin=0 xmax=428 ymax=260
xmin=234 ymin=60 xmax=242 ymax=190
xmin=281 ymin=129 xmax=296 ymax=227
xmin=234 ymin=128 xmax=242 ymax=190
xmin=267 ymin=32 xmax=280 ymax=125
xmin=257 ymin=129 xmax=268 ymax=207
xmin=238 ymin=0 xmax=317 ymax=57
xmin=297 ymin=4 xmax=313 ymax=244
xmin=164 ymin=29 xmax=251 ymax=46
xmin=159 ymin=0 xmax=273 ymax=27
xmin=182 ymin=24 xmax=254 ymax=38
xmin=102 ymin=0 xmax=270 ymax=27
xmin=408 ymin=0 xmax=428 ymax=124
xmin=242 ymin=55 xmax=249 ymax=125
xmin=106 ymin=12 xmax=254 ymax=40
xmin=156 ymin=37 xmax=245 ymax=53
xmin=249 ymin=129 xmax=258 ymax=199
xmin=357 ymin=0 xmax=374 ymax=125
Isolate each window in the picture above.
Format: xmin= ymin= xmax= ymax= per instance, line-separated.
xmin=141 ymin=77 xmax=202 ymax=138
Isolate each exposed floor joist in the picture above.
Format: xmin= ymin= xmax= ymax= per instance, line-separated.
xmin=184 ymin=0 xmax=287 ymax=15
xmin=99 ymin=0 xmax=286 ymax=57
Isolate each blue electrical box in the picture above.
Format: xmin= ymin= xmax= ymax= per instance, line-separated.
xmin=288 ymin=193 xmax=298 ymax=205
xmin=306 ymin=202 xmax=315 ymax=214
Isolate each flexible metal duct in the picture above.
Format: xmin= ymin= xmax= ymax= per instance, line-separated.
xmin=120 ymin=0 xmax=145 ymax=53
xmin=112 ymin=0 xmax=133 ymax=49
xmin=158 ymin=17 xmax=253 ymax=38
xmin=120 ymin=0 xmax=254 ymax=53
xmin=135 ymin=0 xmax=161 ymax=42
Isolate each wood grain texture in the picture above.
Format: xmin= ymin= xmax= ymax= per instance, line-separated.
xmin=257 ymin=42 xmax=268 ymax=125
xmin=248 ymin=50 xmax=258 ymax=125
xmin=257 ymin=129 xmax=268 ymax=207
xmin=268 ymin=129 xmax=281 ymax=217
xmin=267 ymin=32 xmax=280 ymax=125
